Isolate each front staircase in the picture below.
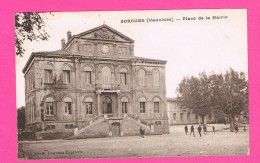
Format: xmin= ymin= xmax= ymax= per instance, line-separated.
xmin=76 ymin=113 xmax=151 ymax=138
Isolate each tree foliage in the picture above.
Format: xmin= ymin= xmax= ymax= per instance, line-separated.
xmin=177 ymin=68 xmax=248 ymax=130
xmin=17 ymin=106 xmax=25 ymax=131
xmin=15 ymin=12 xmax=51 ymax=57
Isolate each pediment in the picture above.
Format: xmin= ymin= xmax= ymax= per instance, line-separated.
xmin=74 ymin=24 xmax=134 ymax=42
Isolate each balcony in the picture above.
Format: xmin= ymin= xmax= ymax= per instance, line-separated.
xmin=95 ymin=84 xmax=120 ymax=90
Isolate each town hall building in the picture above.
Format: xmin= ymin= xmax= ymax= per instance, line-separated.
xmin=23 ymin=24 xmax=169 ymax=139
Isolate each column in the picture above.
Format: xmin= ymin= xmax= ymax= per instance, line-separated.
xmin=96 ymin=90 xmax=101 ymax=116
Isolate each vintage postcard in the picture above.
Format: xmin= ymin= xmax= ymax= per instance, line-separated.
xmin=15 ymin=9 xmax=249 ymax=159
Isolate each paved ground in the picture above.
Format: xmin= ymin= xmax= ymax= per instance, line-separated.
xmin=18 ymin=125 xmax=249 ymax=159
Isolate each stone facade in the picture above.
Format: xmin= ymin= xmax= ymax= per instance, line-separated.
xmin=167 ymin=98 xmax=215 ymax=125
xmin=23 ymin=24 xmax=169 ymax=139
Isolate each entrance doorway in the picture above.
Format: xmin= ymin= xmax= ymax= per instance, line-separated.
xmin=102 ymin=96 xmax=112 ymax=114
xmin=111 ymin=122 xmax=120 ymax=137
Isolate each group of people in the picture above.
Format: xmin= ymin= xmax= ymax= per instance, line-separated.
xmin=184 ymin=124 xmax=215 ymax=137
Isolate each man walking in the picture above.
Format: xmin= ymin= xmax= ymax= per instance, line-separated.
xmin=197 ymin=125 xmax=202 ymax=137
xmin=190 ymin=125 xmax=195 ymax=137
xmin=184 ymin=125 xmax=188 ymax=135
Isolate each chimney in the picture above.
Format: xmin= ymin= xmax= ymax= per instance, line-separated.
xmin=61 ymin=38 xmax=65 ymax=49
xmin=67 ymin=31 xmax=72 ymax=41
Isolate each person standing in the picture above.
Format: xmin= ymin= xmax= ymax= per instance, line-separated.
xmin=184 ymin=125 xmax=188 ymax=135
xmin=212 ymin=125 xmax=215 ymax=133
xmin=235 ymin=124 xmax=239 ymax=133
xmin=197 ymin=125 xmax=202 ymax=137
xmin=190 ymin=125 xmax=195 ymax=137
xmin=203 ymin=124 xmax=207 ymax=135
xmin=140 ymin=127 xmax=143 ymax=138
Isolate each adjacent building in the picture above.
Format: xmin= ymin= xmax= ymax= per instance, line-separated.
xmin=167 ymin=98 xmax=215 ymax=125
xmin=23 ymin=24 xmax=169 ymax=139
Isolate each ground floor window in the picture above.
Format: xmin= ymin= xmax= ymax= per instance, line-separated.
xmin=187 ymin=112 xmax=190 ymax=120
xmin=180 ymin=113 xmax=183 ymax=120
xmin=46 ymin=102 xmax=54 ymax=116
xmin=64 ymin=102 xmax=72 ymax=115
xmin=140 ymin=102 xmax=145 ymax=113
xmin=86 ymin=102 xmax=92 ymax=114
xmin=45 ymin=125 xmax=55 ymax=131
xmin=154 ymin=102 xmax=159 ymax=113
xmin=122 ymin=102 xmax=127 ymax=113
xmin=155 ymin=121 xmax=161 ymax=125
xmin=65 ymin=124 xmax=74 ymax=129
xmin=173 ymin=113 xmax=177 ymax=120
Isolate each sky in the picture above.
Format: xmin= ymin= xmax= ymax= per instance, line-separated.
xmin=15 ymin=9 xmax=248 ymax=107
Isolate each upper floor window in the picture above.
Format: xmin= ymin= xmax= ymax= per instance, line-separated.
xmin=118 ymin=47 xmax=126 ymax=54
xmin=138 ymin=69 xmax=146 ymax=86
xmin=44 ymin=69 xmax=53 ymax=83
xmin=101 ymin=66 xmax=112 ymax=85
xmin=82 ymin=44 xmax=92 ymax=52
xmin=63 ymin=70 xmax=71 ymax=84
xmin=85 ymin=71 xmax=92 ymax=84
xmin=120 ymin=68 xmax=127 ymax=85
xmin=152 ymin=69 xmax=160 ymax=87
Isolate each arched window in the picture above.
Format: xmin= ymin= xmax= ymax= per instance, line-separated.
xmin=84 ymin=97 xmax=93 ymax=115
xmin=152 ymin=69 xmax=160 ymax=87
xmin=45 ymin=97 xmax=54 ymax=116
xmin=153 ymin=97 xmax=160 ymax=113
xmin=102 ymin=96 xmax=112 ymax=114
xmin=63 ymin=97 xmax=72 ymax=116
xmin=63 ymin=64 xmax=71 ymax=84
xmin=120 ymin=68 xmax=127 ymax=85
xmin=83 ymin=66 xmax=92 ymax=84
xmin=121 ymin=97 xmax=128 ymax=113
xmin=139 ymin=97 xmax=146 ymax=113
xmin=101 ymin=66 xmax=112 ymax=85
xmin=138 ymin=69 xmax=145 ymax=86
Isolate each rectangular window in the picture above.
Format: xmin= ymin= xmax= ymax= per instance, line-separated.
xmin=63 ymin=70 xmax=70 ymax=84
xmin=154 ymin=102 xmax=159 ymax=113
xmin=85 ymin=71 xmax=92 ymax=84
xmin=187 ymin=113 xmax=190 ymax=120
xmin=46 ymin=125 xmax=55 ymax=130
xmin=86 ymin=102 xmax=92 ymax=114
xmin=155 ymin=121 xmax=161 ymax=125
xmin=120 ymin=73 xmax=127 ymax=85
xmin=140 ymin=102 xmax=145 ymax=113
xmin=82 ymin=44 xmax=92 ymax=52
xmin=64 ymin=102 xmax=72 ymax=115
xmin=173 ymin=113 xmax=176 ymax=120
xmin=65 ymin=124 xmax=74 ymax=129
xmin=44 ymin=69 xmax=53 ymax=83
xmin=46 ymin=102 xmax=53 ymax=116
xmin=180 ymin=113 xmax=183 ymax=120
xmin=119 ymin=47 xmax=126 ymax=54
xmin=122 ymin=102 xmax=127 ymax=113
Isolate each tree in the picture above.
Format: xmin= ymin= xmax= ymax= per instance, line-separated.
xmin=177 ymin=72 xmax=212 ymax=124
xmin=17 ymin=106 xmax=25 ymax=131
xmin=177 ymin=68 xmax=248 ymax=131
xmin=210 ymin=68 xmax=248 ymax=131
xmin=15 ymin=12 xmax=51 ymax=57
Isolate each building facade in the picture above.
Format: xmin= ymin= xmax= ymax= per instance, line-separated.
xmin=23 ymin=24 xmax=169 ymax=139
xmin=167 ymin=98 xmax=215 ymax=125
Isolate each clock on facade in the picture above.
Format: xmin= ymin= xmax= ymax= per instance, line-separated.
xmin=101 ymin=45 xmax=110 ymax=54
